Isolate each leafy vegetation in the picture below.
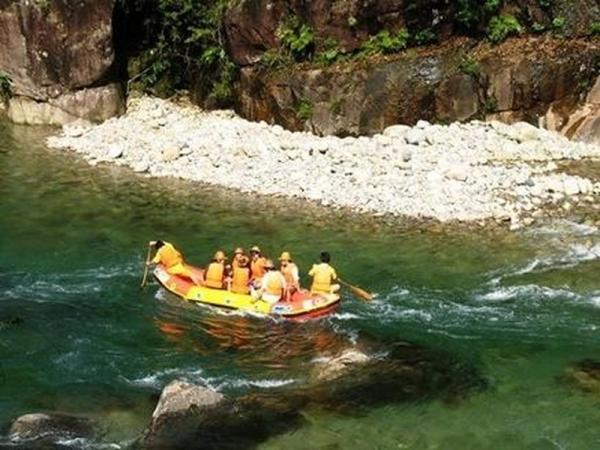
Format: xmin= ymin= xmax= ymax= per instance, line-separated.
xmin=315 ymin=38 xmax=345 ymax=65
xmin=456 ymin=0 xmax=502 ymax=30
xmin=487 ymin=15 xmax=523 ymax=43
xmin=277 ymin=15 xmax=315 ymax=61
xmin=591 ymin=22 xmax=600 ymax=36
xmin=116 ymin=0 xmax=234 ymax=105
xmin=413 ymin=28 xmax=436 ymax=46
xmin=458 ymin=57 xmax=481 ymax=79
xmin=360 ymin=29 xmax=410 ymax=55
xmin=532 ymin=22 xmax=546 ymax=33
xmin=483 ymin=96 xmax=498 ymax=113
xmin=0 ymin=71 xmax=13 ymax=101
xmin=551 ymin=16 xmax=567 ymax=36
xmin=296 ymin=97 xmax=313 ymax=121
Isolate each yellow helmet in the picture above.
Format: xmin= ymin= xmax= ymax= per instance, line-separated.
xmin=278 ymin=251 xmax=292 ymax=261
xmin=250 ymin=245 xmax=261 ymax=254
xmin=214 ymin=250 xmax=226 ymax=261
xmin=233 ymin=247 xmax=244 ymax=255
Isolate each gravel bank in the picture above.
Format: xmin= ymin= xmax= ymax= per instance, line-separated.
xmin=48 ymin=96 xmax=600 ymax=226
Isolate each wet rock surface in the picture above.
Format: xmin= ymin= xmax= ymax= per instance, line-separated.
xmin=6 ymin=413 xmax=94 ymax=448
xmin=48 ymin=96 xmax=600 ymax=225
xmin=560 ymin=359 xmax=600 ymax=394
xmin=136 ymin=338 xmax=485 ymax=449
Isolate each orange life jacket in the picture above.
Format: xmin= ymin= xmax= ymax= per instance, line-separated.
xmin=264 ymin=271 xmax=284 ymax=296
xmin=231 ymin=266 xmax=251 ymax=294
xmin=156 ymin=243 xmax=183 ymax=269
xmin=310 ymin=263 xmax=336 ymax=293
xmin=251 ymin=257 xmax=266 ymax=280
xmin=204 ymin=262 xmax=224 ymax=289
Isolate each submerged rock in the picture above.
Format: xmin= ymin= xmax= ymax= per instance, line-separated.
xmin=560 ymin=359 xmax=600 ymax=394
xmin=8 ymin=412 xmax=94 ymax=445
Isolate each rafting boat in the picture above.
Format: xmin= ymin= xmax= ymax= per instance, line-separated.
xmin=153 ymin=263 xmax=341 ymax=319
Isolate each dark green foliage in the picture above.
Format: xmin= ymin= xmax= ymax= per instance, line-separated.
xmin=0 ymin=71 xmax=13 ymax=101
xmin=413 ymin=28 xmax=437 ymax=46
xmin=487 ymin=15 xmax=523 ymax=43
xmin=257 ymin=49 xmax=293 ymax=71
xmin=538 ymin=0 xmax=552 ymax=9
xmin=532 ymin=22 xmax=546 ymax=33
xmin=116 ymin=0 xmax=235 ymax=104
xmin=458 ymin=57 xmax=480 ymax=79
xmin=361 ymin=29 xmax=410 ymax=55
xmin=551 ymin=16 xmax=567 ymax=36
xmin=315 ymin=38 xmax=345 ymax=65
xmin=456 ymin=0 xmax=502 ymax=31
xmin=277 ymin=15 xmax=315 ymax=61
xmin=296 ymin=97 xmax=313 ymax=121
xmin=591 ymin=22 xmax=600 ymax=36
xmin=483 ymin=96 xmax=498 ymax=113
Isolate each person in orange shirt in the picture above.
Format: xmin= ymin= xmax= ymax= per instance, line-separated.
xmin=249 ymin=246 xmax=267 ymax=287
xmin=279 ymin=251 xmax=300 ymax=301
xmin=148 ymin=240 xmax=202 ymax=285
xmin=229 ymin=255 xmax=252 ymax=294
xmin=203 ymin=250 xmax=227 ymax=289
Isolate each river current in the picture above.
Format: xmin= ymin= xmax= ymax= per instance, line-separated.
xmin=0 ymin=121 xmax=599 ymax=449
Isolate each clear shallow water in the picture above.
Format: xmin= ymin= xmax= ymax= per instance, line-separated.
xmin=0 ymin=121 xmax=599 ymax=448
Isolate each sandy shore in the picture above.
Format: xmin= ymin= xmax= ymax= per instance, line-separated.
xmin=48 ymin=96 xmax=600 ymax=227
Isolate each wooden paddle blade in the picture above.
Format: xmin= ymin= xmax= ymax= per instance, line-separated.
xmin=339 ymin=279 xmax=374 ymax=301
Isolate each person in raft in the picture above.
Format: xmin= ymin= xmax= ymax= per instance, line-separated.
xmin=229 ymin=255 xmax=252 ymax=294
xmin=148 ymin=240 xmax=202 ymax=285
xmin=231 ymin=247 xmax=246 ymax=269
xmin=279 ymin=251 xmax=300 ymax=301
xmin=203 ymin=250 xmax=227 ymax=289
xmin=255 ymin=259 xmax=286 ymax=304
xmin=309 ymin=251 xmax=340 ymax=295
xmin=249 ymin=246 xmax=267 ymax=287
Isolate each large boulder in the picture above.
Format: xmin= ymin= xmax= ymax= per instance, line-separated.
xmin=0 ymin=0 xmax=124 ymax=124
xmin=560 ymin=359 xmax=600 ymax=394
xmin=7 ymin=412 xmax=94 ymax=446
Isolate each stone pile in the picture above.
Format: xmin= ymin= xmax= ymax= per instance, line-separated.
xmin=48 ymin=96 xmax=600 ymax=225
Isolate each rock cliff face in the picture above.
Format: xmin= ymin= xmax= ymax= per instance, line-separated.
xmin=0 ymin=0 xmax=124 ymax=125
xmin=225 ymin=0 xmax=600 ymax=141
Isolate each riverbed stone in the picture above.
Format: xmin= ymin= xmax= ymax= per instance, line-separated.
xmin=8 ymin=413 xmax=94 ymax=444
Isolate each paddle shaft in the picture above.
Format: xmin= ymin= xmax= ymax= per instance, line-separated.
xmin=338 ymin=278 xmax=373 ymax=301
xmin=140 ymin=242 xmax=153 ymax=289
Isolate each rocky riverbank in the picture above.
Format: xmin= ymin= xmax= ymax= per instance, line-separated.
xmin=48 ymin=96 xmax=600 ymax=226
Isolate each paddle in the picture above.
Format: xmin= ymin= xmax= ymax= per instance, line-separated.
xmin=339 ymin=278 xmax=374 ymax=302
xmin=140 ymin=241 xmax=153 ymax=289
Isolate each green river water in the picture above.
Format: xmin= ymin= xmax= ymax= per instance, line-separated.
xmin=0 ymin=121 xmax=599 ymax=449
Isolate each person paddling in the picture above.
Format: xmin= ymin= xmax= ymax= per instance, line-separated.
xmin=279 ymin=251 xmax=299 ymax=301
xmin=147 ymin=240 xmax=202 ymax=285
xmin=230 ymin=255 xmax=252 ymax=294
xmin=309 ymin=251 xmax=340 ymax=295
xmin=203 ymin=250 xmax=227 ymax=289
xmin=249 ymin=246 xmax=267 ymax=287
xmin=256 ymin=259 xmax=286 ymax=304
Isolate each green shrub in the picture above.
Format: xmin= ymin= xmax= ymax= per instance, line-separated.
xmin=538 ymin=0 xmax=552 ymax=8
xmin=591 ymin=22 xmax=600 ymax=36
xmin=0 ymin=71 xmax=13 ymax=101
xmin=257 ymin=49 xmax=293 ymax=71
xmin=487 ymin=15 xmax=523 ymax=43
xmin=117 ymin=0 xmax=235 ymax=103
xmin=552 ymin=16 xmax=567 ymax=36
xmin=277 ymin=15 xmax=314 ymax=61
xmin=315 ymin=38 xmax=344 ymax=65
xmin=413 ymin=28 xmax=436 ymax=46
xmin=296 ymin=97 xmax=313 ymax=121
xmin=458 ymin=57 xmax=480 ymax=79
xmin=361 ymin=29 xmax=410 ymax=55
xmin=457 ymin=0 xmax=502 ymax=30
xmin=532 ymin=22 xmax=546 ymax=33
